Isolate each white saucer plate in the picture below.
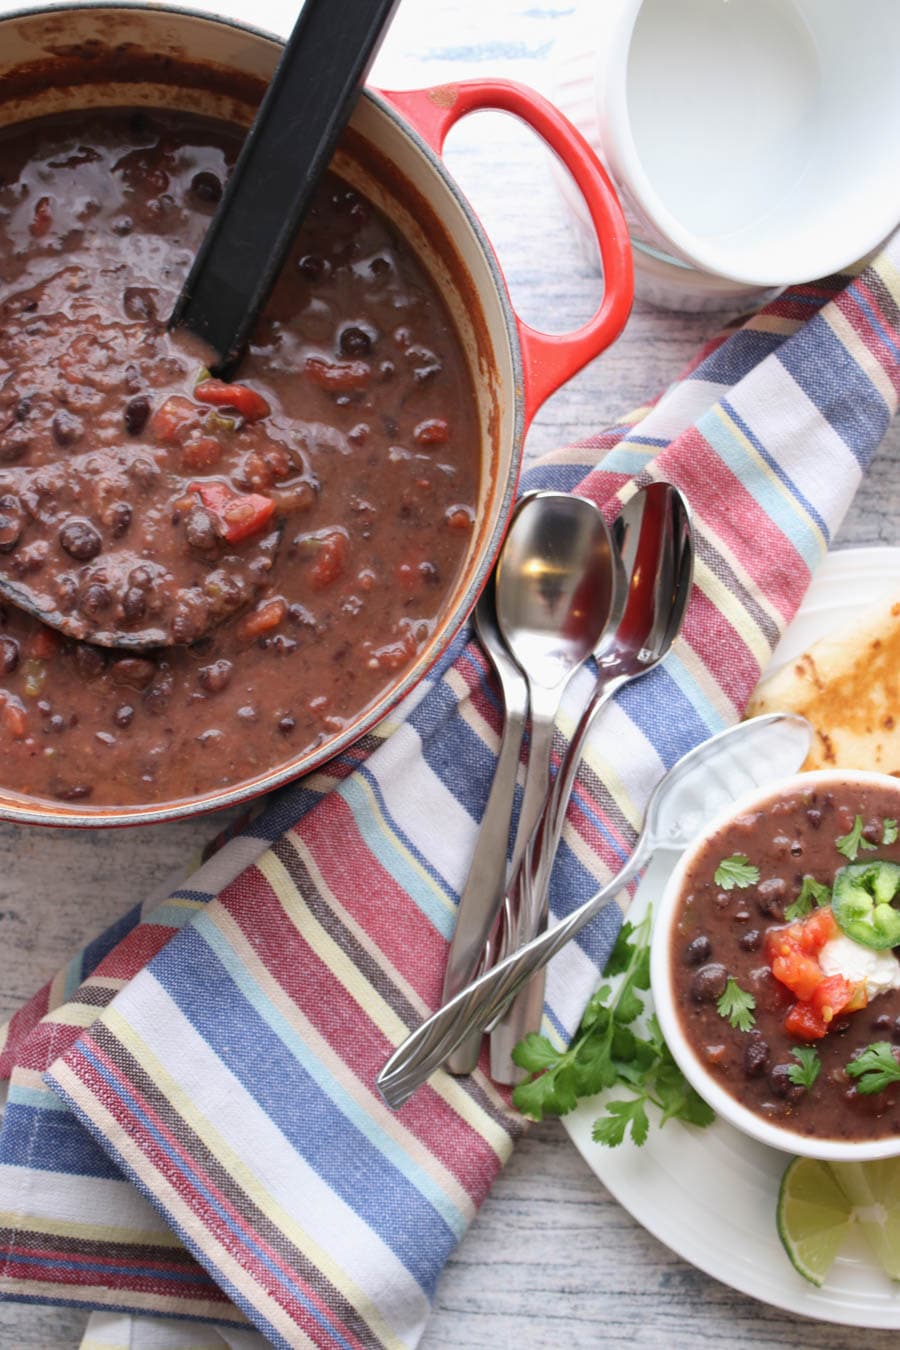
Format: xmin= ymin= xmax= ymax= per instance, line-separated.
xmin=563 ymin=546 xmax=900 ymax=1328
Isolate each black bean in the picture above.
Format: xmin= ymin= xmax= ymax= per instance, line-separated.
xmin=122 ymin=286 xmax=157 ymax=321
xmin=51 ymin=409 xmax=84 ymax=447
xmin=14 ymin=395 xmax=32 ymax=421
xmin=121 ymin=586 xmax=146 ymax=621
xmin=47 ymin=714 xmax=66 ymax=734
xmin=683 ymin=935 xmax=712 ymax=966
xmin=768 ymin=1063 xmax=800 ymax=1099
xmin=278 ymin=715 xmax=296 ymax=734
xmin=0 ymin=425 xmax=30 ymax=463
xmin=73 ymin=644 xmax=106 ymax=679
xmin=339 ymin=324 xmax=374 ymax=357
xmin=739 ymin=928 xmax=762 ymax=952
xmin=111 ymin=657 xmax=156 ymax=690
xmin=80 ymin=581 xmax=112 ymax=617
xmin=124 ymin=395 xmax=151 ymax=436
xmin=0 ymin=636 xmax=19 ymax=674
xmin=108 ymin=502 xmax=132 ymax=538
xmin=143 ymin=668 xmax=173 ymax=714
xmin=129 ymin=565 xmax=152 ymax=589
xmin=806 ymin=808 xmax=822 ymax=828
xmin=0 ymin=499 xmax=22 ymax=553
xmin=237 ymin=704 xmax=258 ymax=722
xmin=197 ymin=659 xmax=233 ymax=694
xmin=690 ymin=963 xmax=729 ymax=1003
xmin=756 ymin=876 xmax=786 ymax=919
xmin=190 ymin=171 xmax=222 ymax=203
xmin=743 ymin=1035 xmax=770 ymax=1077
xmin=114 ymin=704 xmax=134 ymax=727
xmin=171 ymin=603 xmax=208 ymax=645
xmin=129 ymin=456 xmax=160 ymax=488
xmin=298 ymin=254 xmax=330 ymax=283
xmin=185 ymin=508 xmax=218 ymax=552
xmin=60 ymin=518 xmax=102 ymax=561
xmin=872 ymin=1012 xmax=893 ymax=1033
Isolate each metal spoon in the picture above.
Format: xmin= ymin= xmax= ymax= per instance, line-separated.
xmin=493 ymin=489 xmax=621 ymax=891
xmin=375 ymin=712 xmax=813 ymax=1109
xmin=489 ymin=481 xmax=692 ymax=1081
xmin=442 ymin=577 xmax=529 ymax=1076
xmin=445 ymin=490 xmax=621 ymax=1074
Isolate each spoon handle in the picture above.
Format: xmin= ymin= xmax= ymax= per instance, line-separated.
xmin=488 ymin=671 xmax=624 ymax=1080
xmin=376 ymin=843 xmax=648 ymax=1109
xmin=443 ymin=621 xmax=529 ymax=1075
xmin=171 ymin=0 xmax=399 ymax=372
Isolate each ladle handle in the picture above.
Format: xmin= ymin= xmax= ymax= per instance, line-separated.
xmin=171 ymin=0 xmax=400 ymax=372
xmin=379 ymin=79 xmax=633 ymax=421
xmin=376 ymin=844 xmax=647 ymax=1110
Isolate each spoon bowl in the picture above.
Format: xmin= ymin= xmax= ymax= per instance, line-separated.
xmin=489 ymin=481 xmax=692 ymax=1078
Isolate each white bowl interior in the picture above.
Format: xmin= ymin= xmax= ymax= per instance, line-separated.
xmin=609 ymin=0 xmax=900 ymax=285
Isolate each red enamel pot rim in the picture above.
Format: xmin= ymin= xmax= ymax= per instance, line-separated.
xmin=0 ymin=2 xmax=633 ymax=827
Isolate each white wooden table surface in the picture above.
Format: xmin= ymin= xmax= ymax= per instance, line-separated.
xmin=0 ymin=1 xmax=898 ymax=1346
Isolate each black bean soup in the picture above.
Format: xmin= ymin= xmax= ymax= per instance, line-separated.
xmin=671 ymin=782 xmax=900 ymax=1142
xmin=0 ymin=109 xmax=480 ymax=805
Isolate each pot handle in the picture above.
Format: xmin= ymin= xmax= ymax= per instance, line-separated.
xmin=379 ymin=79 xmax=633 ymax=423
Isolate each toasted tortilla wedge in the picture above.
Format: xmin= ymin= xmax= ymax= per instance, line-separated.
xmin=746 ymin=590 xmax=900 ymax=773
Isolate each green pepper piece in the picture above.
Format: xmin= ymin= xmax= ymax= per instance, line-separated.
xmin=832 ymin=859 xmax=900 ymax=950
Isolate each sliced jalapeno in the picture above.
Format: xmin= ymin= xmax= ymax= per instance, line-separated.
xmin=832 ymin=859 xmax=900 ymax=950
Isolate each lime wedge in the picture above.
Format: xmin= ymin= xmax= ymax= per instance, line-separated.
xmin=831 ymin=1159 xmax=900 ymax=1281
xmin=777 ymin=1156 xmax=853 ymax=1286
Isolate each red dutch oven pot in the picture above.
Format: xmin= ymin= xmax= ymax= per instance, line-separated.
xmin=0 ymin=3 xmax=633 ymax=826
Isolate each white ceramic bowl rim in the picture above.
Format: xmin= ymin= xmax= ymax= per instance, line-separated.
xmin=651 ymin=768 xmax=900 ymax=1160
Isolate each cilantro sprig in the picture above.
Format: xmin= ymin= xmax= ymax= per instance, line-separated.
xmin=716 ymin=977 xmax=756 ymax=1031
xmin=713 ymin=854 xmax=760 ymax=890
xmin=787 ymin=1045 xmax=821 ymax=1089
xmin=511 ymin=910 xmax=714 ymax=1146
xmin=784 ymin=875 xmax=831 ymax=922
xmin=884 ymin=819 xmax=899 ymax=846
xmin=846 ymin=1041 xmax=900 ymax=1095
xmin=836 ymin=814 xmax=878 ymax=862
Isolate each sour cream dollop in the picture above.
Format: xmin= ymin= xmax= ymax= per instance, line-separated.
xmin=819 ymin=934 xmax=900 ymax=999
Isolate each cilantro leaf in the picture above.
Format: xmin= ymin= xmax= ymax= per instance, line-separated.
xmin=836 ymin=814 xmax=878 ymax=861
xmin=592 ymin=1096 xmax=650 ymax=1148
xmin=884 ymin=819 xmax=899 ymax=846
xmin=510 ymin=1033 xmax=560 ymax=1074
xmin=846 ymin=1041 xmax=900 ymax=1095
xmin=715 ymin=976 xmax=756 ymax=1031
xmin=783 ymin=875 xmax=831 ymax=921
xmin=653 ymin=1047 xmax=716 ymax=1127
xmin=603 ymin=921 xmax=638 ymax=977
xmin=511 ymin=907 xmax=716 ymax=1148
xmin=713 ymin=854 xmax=760 ymax=890
xmin=787 ymin=1045 xmax=821 ymax=1089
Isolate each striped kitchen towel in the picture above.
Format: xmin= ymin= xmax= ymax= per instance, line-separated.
xmin=1 ymin=237 xmax=899 ymax=1350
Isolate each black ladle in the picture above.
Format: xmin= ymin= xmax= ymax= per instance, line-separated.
xmin=0 ymin=0 xmax=400 ymax=650
xmin=170 ymin=0 xmax=401 ymax=374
